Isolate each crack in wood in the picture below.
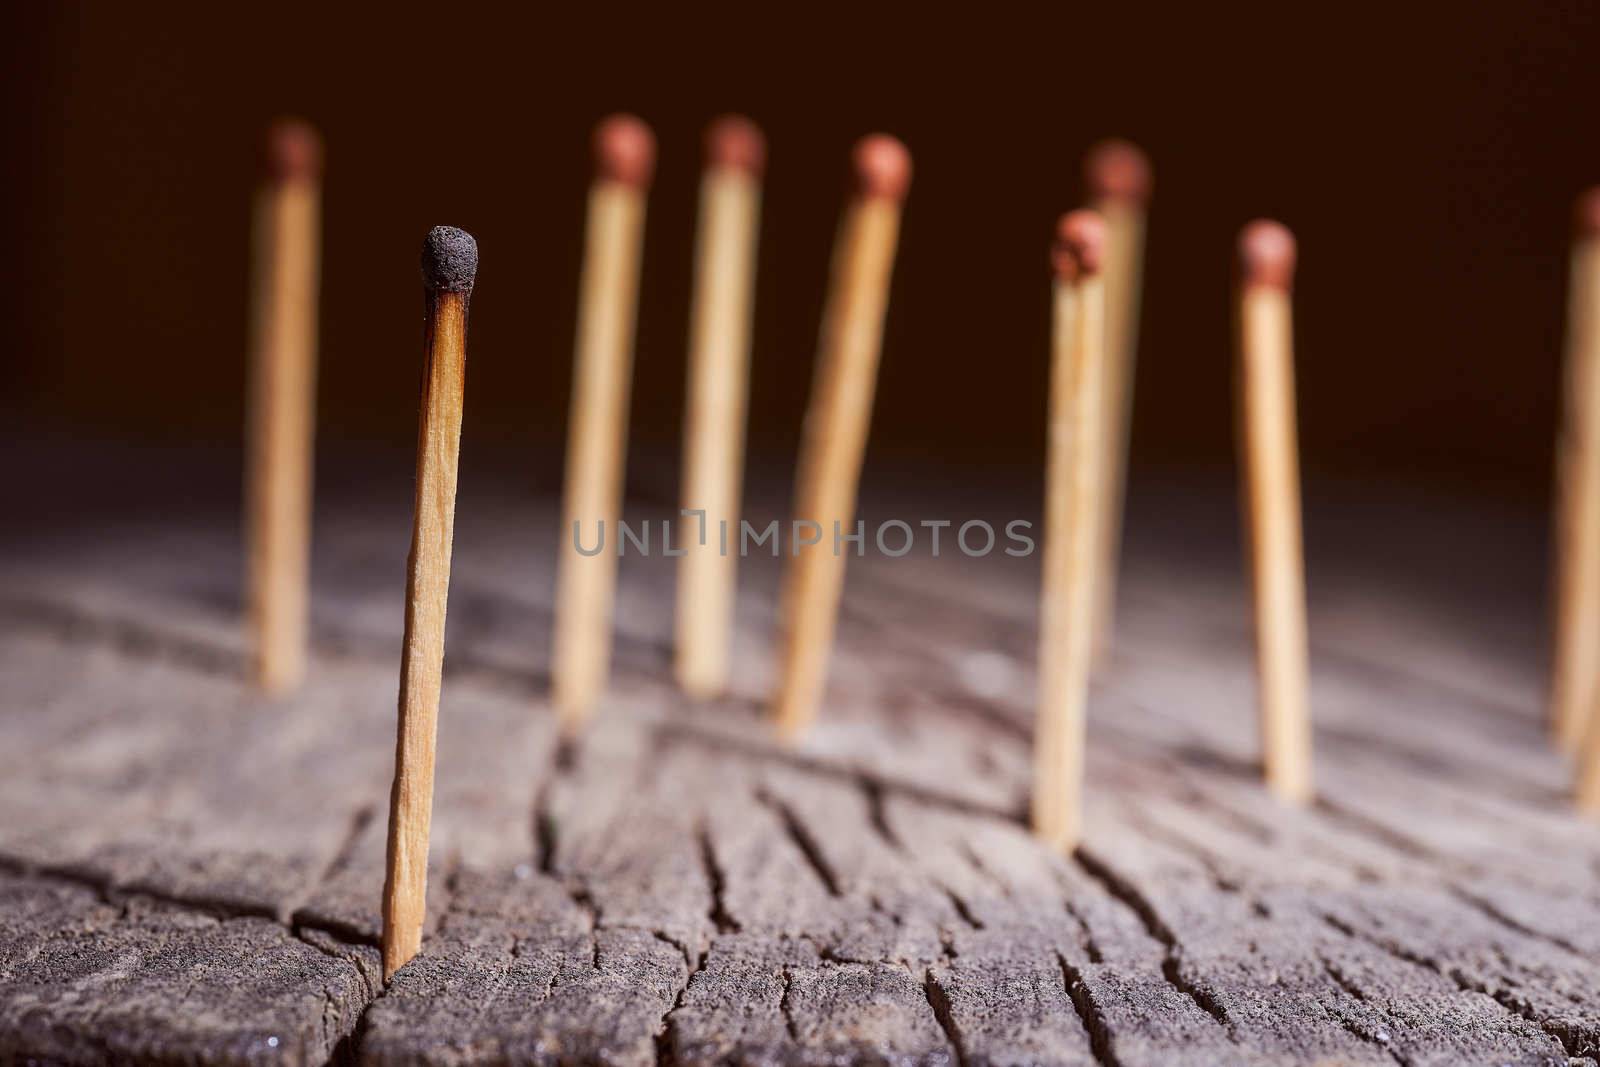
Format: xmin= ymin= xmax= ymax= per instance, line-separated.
xmin=939 ymin=885 xmax=984 ymax=931
xmin=756 ymin=789 xmax=844 ymax=898
xmin=650 ymin=961 xmax=696 ymax=1066
xmin=1319 ymin=910 xmax=1588 ymax=1061
xmin=1072 ymin=848 xmax=1232 ymax=1030
xmin=1446 ymin=884 xmax=1589 ymax=960
xmin=921 ymin=968 xmax=967 ymax=1067
xmin=533 ymin=787 xmax=558 ymax=878
xmin=696 ymin=823 xmax=740 ymax=935
xmin=779 ymin=963 xmax=799 ymax=1042
xmin=1059 ymin=898 xmax=1105 ymax=965
xmin=1058 ymin=952 xmax=1123 ymax=1067
xmin=663 ymin=716 xmax=1022 ymax=826
xmin=0 ymin=596 xmax=250 ymax=680
xmin=861 ymin=777 xmax=905 ymax=853
xmin=19 ymin=856 xmax=312 ymax=931
xmin=960 ymin=841 xmax=1013 ymax=901
xmin=1315 ymin=956 xmax=1405 ymax=1065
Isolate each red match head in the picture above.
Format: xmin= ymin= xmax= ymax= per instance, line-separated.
xmin=852 ymin=134 xmax=912 ymax=202
xmin=1238 ymin=220 xmax=1297 ymax=290
xmin=706 ymin=115 xmax=766 ymax=177
xmin=264 ymin=118 xmax=322 ymax=182
xmin=594 ymin=114 xmax=656 ymax=188
xmin=1084 ymin=139 xmax=1152 ymax=205
xmin=1051 ymin=210 xmax=1107 ymax=282
xmin=1575 ymin=187 xmax=1600 ymax=239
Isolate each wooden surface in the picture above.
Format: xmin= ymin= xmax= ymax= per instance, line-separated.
xmin=1 ymin=458 xmax=1598 ymax=1066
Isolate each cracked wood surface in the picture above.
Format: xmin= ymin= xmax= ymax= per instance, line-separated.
xmin=1 ymin=454 xmax=1598 ymax=1065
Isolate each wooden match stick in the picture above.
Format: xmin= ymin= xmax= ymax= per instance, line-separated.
xmin=772 ymin=134 xmax=911 ymax=741
xmin=552 ymin=115 xmax=655 ymax=732
xmin=1032 ymin=211 xmax=1107 ymax=852
xmin=381 ymin=226 xmax=477 ymax=981
xmin=1084 ymin=140 xmax=1151 ymax=668
xmin=1235 ymin=220 xmax=1314 ymax=805
xmin=675 ymin=116 xmax=766 ymax=699
xmin=1568 ymin=192 xmax=1600 ymax=815
xmin=244 ymin=118 xmax=322 ymax=695
xmin=1550 ymin=188 xmax=1600 ymax=754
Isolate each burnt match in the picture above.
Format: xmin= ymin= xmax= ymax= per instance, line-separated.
xmin=1033 ymin=210 xmax=1108 ymax=852
xmin=381 ymin=225 xmax=477 ymax=981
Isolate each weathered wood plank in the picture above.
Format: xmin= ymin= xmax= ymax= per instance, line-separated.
xmin=1320 ymin=885 xmax=1600 ymax=1061
xmin=3 ymin=472 xmax=1600 ymax=1066
xmin=0 ymin=875 xmax=376 ymax=1067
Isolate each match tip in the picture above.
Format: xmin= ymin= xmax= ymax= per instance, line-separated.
xmin=421 ymin=226 xmax=478 ymax=294
xmin=594 ymin=114 xmax=656 ymax=188
xmin=852 ymin=134 xmax=912 ymax=201
xmin=1575 ymin=187 xmax=1600 ymax=238
xmin=1051 ymin=210 xmax=1107 ymax=281
xmin=1084 ymin=138 xmax=1151 ymax=204
xmin=264 ymin=118 xmax=322 ymax=181
xmin=706 ymin=115 xmax=766 ymax=176
xmin=1237 ymin=220 xmax=1297 ymax=289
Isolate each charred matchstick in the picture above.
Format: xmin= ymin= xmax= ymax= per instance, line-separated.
xmin=553 ymin=115 xmax=655 ymax=732
xmin=1033 ymin=210 xmax=1107 ymax=851
xmin=381 ymin=226 xmax=477 ymax=981
xmin=1235 ymin=220 xmax=1314 ymax=804
xmin=1083 ymin=139 xmax=1151 ymax=669
xmin=676 ymin=116 xmax=766 ymax=699
xmin=773 ymin=134 xmax=911 ymax=741
xmin=1551 ymin=188 xmax=1600 ymax=755
xmin=244 ymin=118 xmax=323 ymax=695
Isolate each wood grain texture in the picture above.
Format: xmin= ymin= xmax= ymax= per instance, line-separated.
xmin=1 ymin=459 xmax=1596 ymax=1065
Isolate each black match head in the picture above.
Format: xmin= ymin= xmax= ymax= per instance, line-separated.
xmin=421 ymin=226 xmax=478 ymax=293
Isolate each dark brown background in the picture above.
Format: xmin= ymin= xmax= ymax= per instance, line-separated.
xmin=7 ymin=4 xmax=1600 ymax=502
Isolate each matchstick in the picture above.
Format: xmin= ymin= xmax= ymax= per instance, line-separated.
xmin=1084 ymin=140 xmax=1151 ymax=668
xmin=1032 ymin=211 xmax=1107 ymax=852
xmin=552 ymin=115 xmax=655 ymax=732
xmin=676 ymin=116 xmax=766 ymax=699
xmin=381 ymin=226 xmax=477 ymax=981
xmin=772 ymin=135 xmax=911 ymax=741
xmin=244 ymin=119 xmax=322 ymax=695
xmin=1550 ymin=188 xmax=1600 ymax=753
xmin=1235 ymin=220 xmax=1314 ymax=805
